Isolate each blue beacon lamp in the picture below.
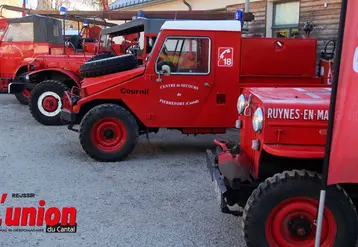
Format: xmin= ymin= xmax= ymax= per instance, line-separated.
xmin=235 ymin=9 xmax=244 ymax=27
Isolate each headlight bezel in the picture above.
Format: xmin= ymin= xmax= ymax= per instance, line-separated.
xmin=252 ymin=107 xmax=264 ymax=133
xmin=237 ymin=94 xmax=246 ymax=115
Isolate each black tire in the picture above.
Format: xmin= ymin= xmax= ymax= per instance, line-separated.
xmin=15 ymin=91 xmax=30 ymax=105
xmin=243 ymin=170 xmax=358 ymax=247
xmin=87 ymin=53 xmax=115 ymax=62
xmin=29 ymin=80 xmax=68 ymax=126
xmin=80 ymin=54 xmax=137 ymax=78
xmin=13 ymin=73 xmax=31 ymax=105
xmin=79 ymin=104 xmax=139 ymax=162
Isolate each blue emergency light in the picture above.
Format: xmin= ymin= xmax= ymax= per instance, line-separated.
xmin=59 ymin=6 xmax=67 ymax=16
xmin=83 ymin=20 xmax=89 ymax=26
xmin=138 ymin=10 xmax=144 ymax=18
xmin=235 ymin=10 xmax=244 ymax=26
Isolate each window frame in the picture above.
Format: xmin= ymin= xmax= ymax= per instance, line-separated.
xmin=155 ymin=36 xmax=212 ymax=76
xmin=272 ymin=0 xmax=300 ymax=38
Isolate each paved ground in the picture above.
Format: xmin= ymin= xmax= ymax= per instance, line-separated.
xmin=0 ymin=95 xmax=244 ymax=247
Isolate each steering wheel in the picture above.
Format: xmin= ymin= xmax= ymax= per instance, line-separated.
xmin=126 ymin=45 xmax=139 ymax=55
xmin=65 ymin=41 xmax=76 ymax=51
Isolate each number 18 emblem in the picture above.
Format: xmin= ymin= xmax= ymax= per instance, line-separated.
xmin=218 ymin=47 xmax=234 ymax=67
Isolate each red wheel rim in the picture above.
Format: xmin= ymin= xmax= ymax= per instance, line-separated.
xmin=42 ymin=95 xmax=59 ymax=112
xmin=265 ymin=197 xmax=337 ymax=247
xmin=22 ymin=89 xmax=31 ymax=98
xmin=91 ymin=118 xmax=127 ymax=152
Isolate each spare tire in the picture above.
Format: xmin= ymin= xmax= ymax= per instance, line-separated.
xmin=81 ymin=54 xmax=138 ymax=78
xmin=87 ymin=53 xmax=115 ymax=62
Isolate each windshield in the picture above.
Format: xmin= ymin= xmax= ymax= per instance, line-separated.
xmin=146 ymin=31 xmax=161 ymax=62
xmin=3 ymin=23 xmax=33 ymax=42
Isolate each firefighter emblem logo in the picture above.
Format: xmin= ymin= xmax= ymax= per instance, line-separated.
xmin=218 ymin=47 xmax=234 ymax=67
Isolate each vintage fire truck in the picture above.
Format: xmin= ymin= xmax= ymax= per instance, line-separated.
xmin=0 ymin=14 xmax=113 ymax=105
xmin=61 ymin=19 xmax=333 ymax=162
xmin=0 ymin=15 xmax=65 ymax=103
xmin=9 ymin=18 xmax=162 ymax=126
xmin=206 ymin=0 xmax=358 ymax=246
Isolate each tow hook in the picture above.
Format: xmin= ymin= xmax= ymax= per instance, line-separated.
xmin=68 ymin=123 xmax=79 ymax=132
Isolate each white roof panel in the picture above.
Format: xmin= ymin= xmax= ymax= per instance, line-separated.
xmin=161 ymin=20 xmax=242 ymax=32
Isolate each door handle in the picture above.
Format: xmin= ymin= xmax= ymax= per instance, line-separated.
xmin=205 ymin=82 xmax=211 ymax=87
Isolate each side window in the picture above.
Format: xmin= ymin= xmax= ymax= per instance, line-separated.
xmin=272 ymin=1 xmax=300 ymax=38
xmin=53 ymin=25 xmax=60 ymax=37
xmin=3 ymin=23 xmax=34 ymax=42
xmin=156 ymin=37 xmax=211 ymax=75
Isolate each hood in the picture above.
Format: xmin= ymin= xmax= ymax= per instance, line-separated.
xmin=247 ymin=87 xmax=331 ymax=146
xmin=33 ymin=54 xmax=91 ymax=69
xmin=81 ymin=66 xmax=146 ymax=95
xmin=250 ymin=87 xmax=331 ymax=121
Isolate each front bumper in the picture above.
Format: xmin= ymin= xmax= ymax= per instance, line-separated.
xmin=60 ymin=109 xmax=76 ymax=123
xmin=60 ymin=91 xmax=81 ymax=130
xmin=206 ymin=149 xmax=231 ymax=214
xmin=7 ymin=75 xmax=35 ymax=94
xmin=206 ymin=140 xmax=258 ymax=212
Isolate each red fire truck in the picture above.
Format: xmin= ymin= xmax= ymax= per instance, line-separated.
xmin=206 ymin=0 xmax=358 ymax=246
xmin=8 ymin=18 xmax=163 ymax=125
xmin=61 ymin=18 xmax=333 ymax=162
xmin=0 ymin=14 xmax=114 ymax=104
xmin=0 ymin=15 xmax=65 ymax=103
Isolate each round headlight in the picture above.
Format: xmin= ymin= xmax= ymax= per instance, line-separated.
xmin=25 ymin=74 xmax=30 ymax=81
xmin=237 ymin=94 xmax=246 ymax=114
xmin=252 ymin=107 xmax=264 ymax=132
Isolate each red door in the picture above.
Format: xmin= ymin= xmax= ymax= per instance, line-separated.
xmin=149 ymin=36 xmax=215 ymax=127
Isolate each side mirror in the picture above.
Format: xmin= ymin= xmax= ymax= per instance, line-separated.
xmin=156 ymin=64 xmax=171 ymax=82
xmin=161 ymin=65 xmax=171 ymax=76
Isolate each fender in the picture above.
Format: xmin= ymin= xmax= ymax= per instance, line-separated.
xmin=12 ymin=57 xmax=43 ymax=79
xmin=29 ymin=68 xmax=81 ymax=86
xmin=12 ymin=62 xmax=32 ymax=79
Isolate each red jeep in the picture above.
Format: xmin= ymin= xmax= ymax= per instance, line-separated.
xmin=9 ymin=18 xmax=163 ymax=126
xmin=207 ymin=86 xmax=358 ymax=246
xmin=0 ymin=15 xmax=66 ymax=103
xmin=206 ymin=1 xmax=358 ymax=246
xmin=207 ymin=10 xmax=358 ymax=247
xmin=61 ymin=20 xmax=333 ymax=162
xmin=0 ymin=14 xmax=108 ymax=105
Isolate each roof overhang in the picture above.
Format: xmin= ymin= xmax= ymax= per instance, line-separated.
xmin=101 ymin=18 xmax=166 ymax=36
xmin=161 ymin=20 xmax=242 ymax=32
